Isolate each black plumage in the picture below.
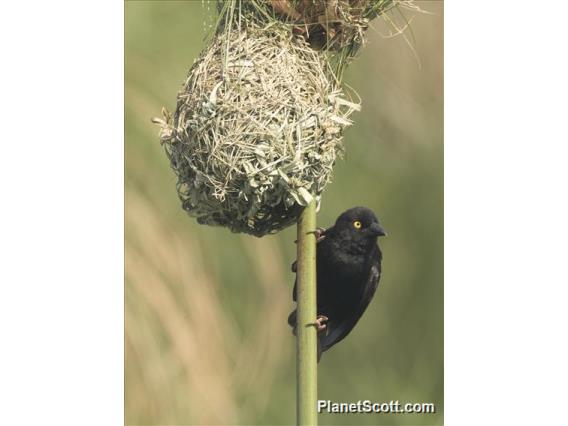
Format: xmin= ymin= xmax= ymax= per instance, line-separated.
xmin=288 ymin=206 xmax=386 ymax=360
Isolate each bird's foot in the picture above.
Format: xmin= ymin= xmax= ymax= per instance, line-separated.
xmin=311 ymin=227 xmax=327 ymax=243
xmin=314 ymin=315 xmax=328 ymax=332
xmin=293 ymin=227 xmax=327 ymax=246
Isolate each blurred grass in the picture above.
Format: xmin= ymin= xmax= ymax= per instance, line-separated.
xmin=125 ymin=1 xmax=443 ymax=425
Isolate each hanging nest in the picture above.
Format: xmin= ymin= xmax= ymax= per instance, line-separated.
xmin=154 ymin=23 xmax=359 ymax=237
xmin=218 ymin=0 xmax=419 ymax=74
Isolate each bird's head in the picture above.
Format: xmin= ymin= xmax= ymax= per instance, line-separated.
xmin=333 ymin=206 xmax=386 ymax=248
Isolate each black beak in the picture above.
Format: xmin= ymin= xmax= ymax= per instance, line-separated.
xmin=369 ymin=223 xmax=387 ymax=237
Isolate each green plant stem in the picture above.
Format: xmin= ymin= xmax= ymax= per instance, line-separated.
xmin=296 ymin=200 xmax=318 ymax=425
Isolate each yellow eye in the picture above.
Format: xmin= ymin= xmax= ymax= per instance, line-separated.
xmin=353 ymin=220 xmax=362 ymax=229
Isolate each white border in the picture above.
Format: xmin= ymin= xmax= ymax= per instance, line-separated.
xmin=446 ymin=1 xmax=568 ymax=424
xmin=0 ymin=1 xmax=123 ymax=424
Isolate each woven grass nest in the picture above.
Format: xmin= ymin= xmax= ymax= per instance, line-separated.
xmin=154 ymin=24 xmax=359 ymax=236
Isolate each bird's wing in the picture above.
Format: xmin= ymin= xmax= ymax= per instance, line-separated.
xmin=319 ymin=251 xmax=381 ymax=352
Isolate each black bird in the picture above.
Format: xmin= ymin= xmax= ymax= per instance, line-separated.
xmin=288 ymin=206 xmax=386 ymax=361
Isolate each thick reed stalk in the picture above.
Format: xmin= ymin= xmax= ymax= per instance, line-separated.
xmin=295 ymin=200 xmax=318 ymax=425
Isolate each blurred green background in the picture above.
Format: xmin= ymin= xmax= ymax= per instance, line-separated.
xmin=125 ymin=1 xmax=443 ymax=425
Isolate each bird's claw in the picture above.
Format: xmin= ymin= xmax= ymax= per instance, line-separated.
xmin=293 ymin=227 xmax=326 ymax=246
xmin=313 ymin=315 xmax=328 ymax=332
xmin=310 ymin=227 xmax=327 ymax=242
